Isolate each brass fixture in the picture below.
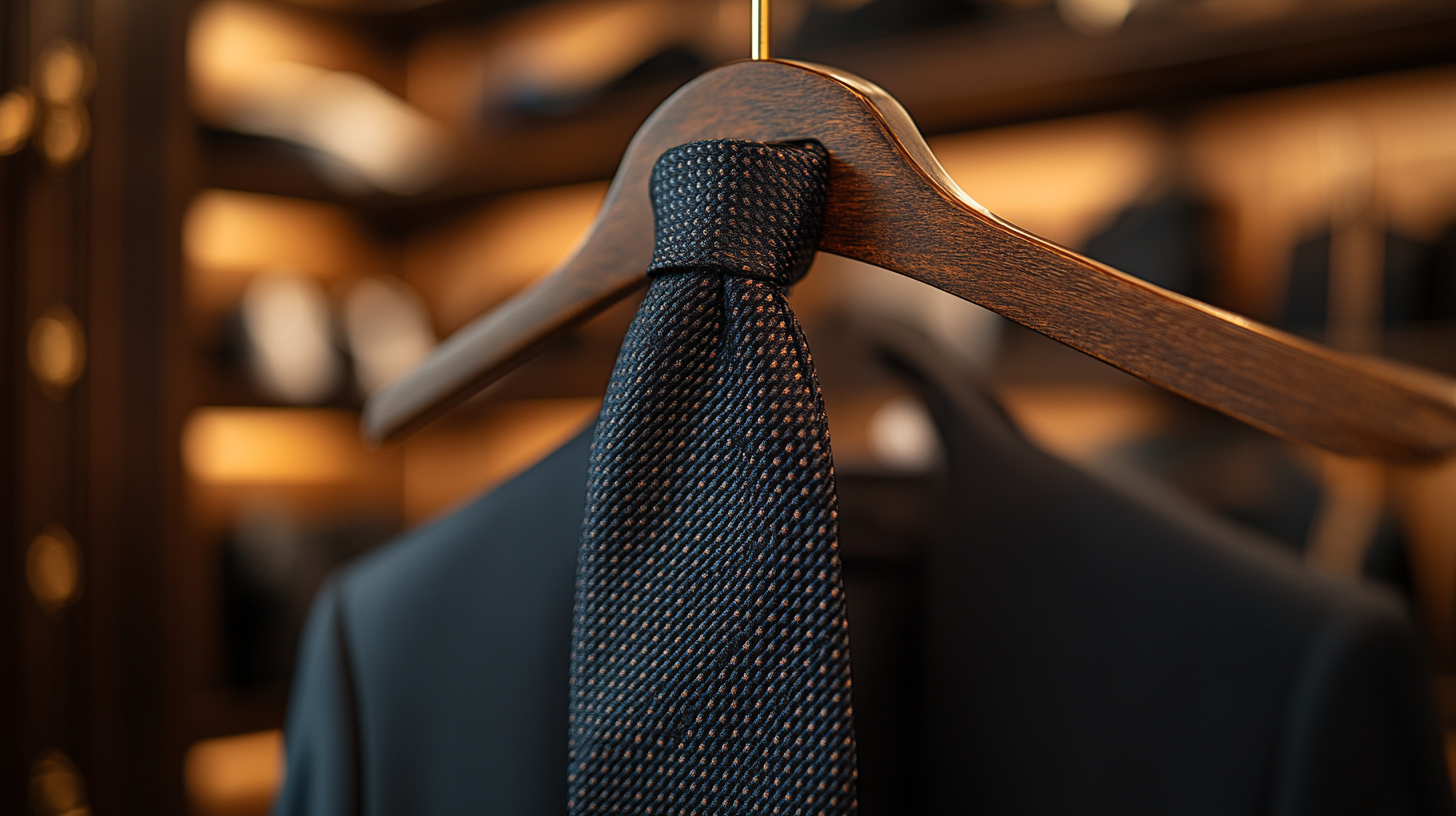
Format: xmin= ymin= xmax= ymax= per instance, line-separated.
xmin=752 ymin=0 xmax=770 ymax=60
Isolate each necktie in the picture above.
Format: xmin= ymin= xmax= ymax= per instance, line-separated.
xmin=568 ymin=139 xmax=858 ymax=815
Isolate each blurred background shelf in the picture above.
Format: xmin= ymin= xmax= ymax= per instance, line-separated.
xmin=198 ymin=0 xmax=1456 ymax=207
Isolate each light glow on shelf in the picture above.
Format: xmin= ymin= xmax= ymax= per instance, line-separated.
xmin=407 ymin=182 xmax=607 ymax=333
xmin=404 ymin=399 xmax=599 ymax=522
xmin=184 ymin=408 xmax=374 ymax=484
xmin=190 ymin=0 xmax=451 ymax=194
xmin=184 ymin=730 xmax=283 ymax=816
xmin=184 ymin=190 xmax=387 ymax=315
xmin=929 ymin=112 xmax=1169 ymax=249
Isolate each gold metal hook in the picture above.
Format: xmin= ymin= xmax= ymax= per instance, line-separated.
xmin=752 ymin=0 xmax=770 ymax=60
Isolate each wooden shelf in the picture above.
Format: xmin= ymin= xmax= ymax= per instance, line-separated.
xmin=198 ymin=0 xmax=1456 ymax=207
xmin=831 ymin=0 xmax=1456 ymax=134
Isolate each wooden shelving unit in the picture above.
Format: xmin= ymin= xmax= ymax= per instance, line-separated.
xmin=200 ymin=0 xmax=1456 ymax=207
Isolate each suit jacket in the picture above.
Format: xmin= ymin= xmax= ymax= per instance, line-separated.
xmin=275 ymin=328 xmax=1453 ymax=816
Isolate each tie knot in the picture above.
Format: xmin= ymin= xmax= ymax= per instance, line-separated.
xmin=647 ymin=139 xmax=830 ymax=287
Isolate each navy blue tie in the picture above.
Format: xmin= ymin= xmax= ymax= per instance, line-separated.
xmin=568 ymin=139 xmax=858 ymax=815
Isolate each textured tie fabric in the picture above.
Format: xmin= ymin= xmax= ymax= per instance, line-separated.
xmin=568 ymin=139 xmax=858 ymax=815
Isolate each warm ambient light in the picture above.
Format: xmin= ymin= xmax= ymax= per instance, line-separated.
xmin=341 ymin=275 xmax=437 ymax=396
xmin=867 ymin=395 xmax=943 ymax=473
xmin=31 ymin=750 xmax=91 ymax=816
xmin=1186 ymin=67 xmax=1456 ymax=316
xmin=404 ymin=399 xmax=599 ymax=522
xmin=27 ymin=526 xmax=83 ymax=615
xmin=189 ymin=0 xmax=451 ymax=194
xmin=37 ymin=40 xmax=93 ymax=102
xmin=1057 ymin=0 xmax=1138 ymax=36
xmin=411 ymin=0 xmax=696 ymax=124
xmin=184 ymin=730 xmax=283 ymax=816
xmin=28 ymin=304 xmax=86 ymax=398
xmin=183 ymin=408 xmax=376 ymax=484
xmin=35 ymin=39 xmax=94 ymax=168
xmin=240 ymin=273 xmax=341 ymax=404
xmin=40 ymin=101 xmax=88 ymax=168
xmin=237 ymin=63 xmax=450 ymax=194
xmin=0 ymin=88 xmax=36 ymax=155
xmin=929 ymin=112 xmax=1169 ymax=249
xmin=184 ymin=189 xmax=371 ymax=280
xmin=996 ymin=385 xmax=1169 ymax=463
xmin=183 ymin=189 xmax=385 ymax=314
xmin=407 ymin=181 xmax=607 ymax=333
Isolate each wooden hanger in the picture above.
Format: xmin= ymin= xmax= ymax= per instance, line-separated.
xmin=362 ymin=54 xmax=1456 ymax=462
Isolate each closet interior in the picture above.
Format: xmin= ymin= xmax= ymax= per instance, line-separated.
xmin=6 ymin=0 xmax=1456 ymax=813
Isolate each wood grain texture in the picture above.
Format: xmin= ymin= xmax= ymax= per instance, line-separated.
xmin=363 ymin=59 xmax=1456 ymax=462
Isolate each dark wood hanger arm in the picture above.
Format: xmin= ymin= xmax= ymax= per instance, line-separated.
xmin=363 ymin=58 xmax=1456 ymax=462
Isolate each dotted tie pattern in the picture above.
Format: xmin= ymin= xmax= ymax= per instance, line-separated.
xmin=568 ymin=140 xmax=858 ymax=815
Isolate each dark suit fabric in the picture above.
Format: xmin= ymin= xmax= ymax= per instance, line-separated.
xmin=881 ymin=336 xmax=1453 ymax=816
xmin=274 ymin=430 xmax=589 ymax=816
xmin=275 ymin=336 xmax=1452 ymax=816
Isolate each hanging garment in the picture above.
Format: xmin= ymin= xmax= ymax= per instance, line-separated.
xmin=273 ymin=430 xmax=587 ymax=816
xmin=876 ymin=324 xmax=1453 ymax=816
xmin=567 ymin=139 xmax=856 ymax=814
xmin=275 ymin=319 xmax=1452 ymax=815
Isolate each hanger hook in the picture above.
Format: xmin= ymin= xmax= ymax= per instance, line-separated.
xmin=752 ymin=0 xmax=771 ymax=60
